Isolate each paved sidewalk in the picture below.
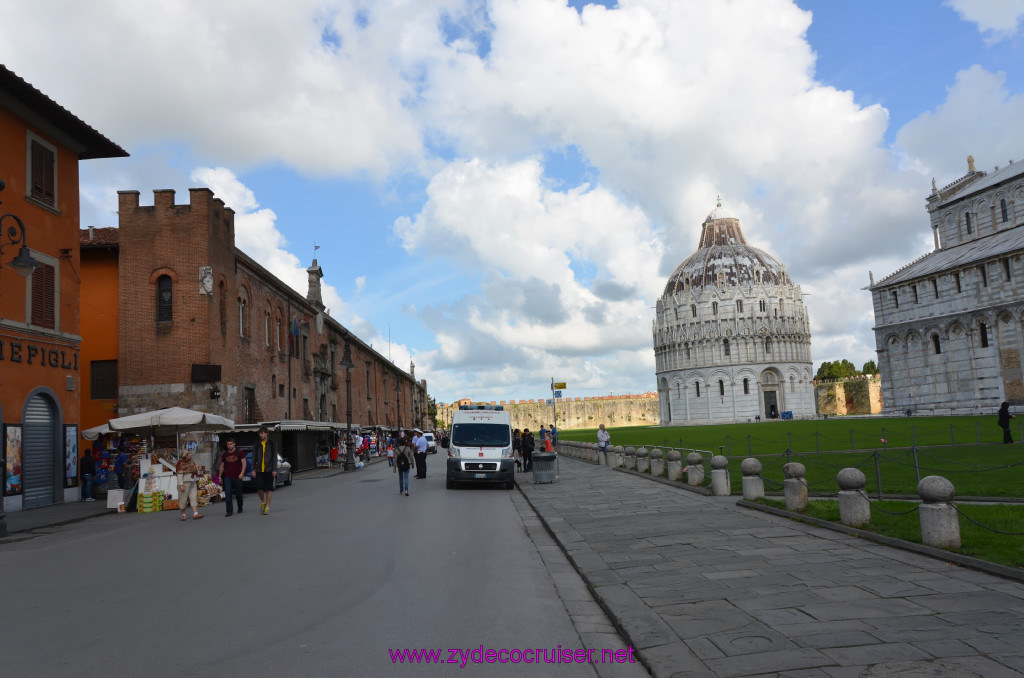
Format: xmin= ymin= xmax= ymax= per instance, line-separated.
xmin=517 ymin=456 xmax=1024 ymax=678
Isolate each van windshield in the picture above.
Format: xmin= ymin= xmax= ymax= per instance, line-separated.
xmin=451 ymin=423 xmax=510 ymax=447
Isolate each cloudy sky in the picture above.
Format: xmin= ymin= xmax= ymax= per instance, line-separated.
xmin=4 ymin=0 xmax=1024 ymax=404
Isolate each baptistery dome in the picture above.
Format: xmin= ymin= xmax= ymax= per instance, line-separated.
xmin=652 ymin=201 xmax=815 ymax=425
xmin=662 ymin=205 xmax=792 ymax=297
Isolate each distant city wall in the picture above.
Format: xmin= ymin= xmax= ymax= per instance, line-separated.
xmin=813 ymin=375 xmax=884 ymax=416
xmin=437 ymin=394 xmax=661 ymax=431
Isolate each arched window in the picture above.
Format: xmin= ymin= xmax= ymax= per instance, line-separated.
xmin=932 ymin=334 xmax=941 ymax=354
xmin=276 ymin=312 xmax=282 ymax=350
xmin=695 ymin=381 xmax=701 ymax=398
xmin=718 ymin=379 xmax=724 ymax=396
xmin=743 ymin=378 xmax=749 ymax=394
xmin=712 ymin=301 xmax=718 ymax=315
xmin=980 ymin=323 xmax=989 ymax=348
xmin=966 ymin=212 xmax=973 ymax=234
xmin=736 ymin=300 xmax=743 ymax=313
xmin=156 ymin=275 xmax=173 ymax=322
xmin=690 ymin=304 xmax=697 ymax=318
xmin=779 ymin=299 xmax=784 ymax=312
xmin=271 ymin=374 xmax=276 ymax=398
xmin=264 ymin=309 xmax=271 ymax=346
xmin=723 ymin=338 xmax=730 ymax=356
xmin=238 ymin=289 xmax=249 ymax=338
xmin=759 ymin=299 xmax=767 ymax=312
xmin=765 ymin=337 xmax=773 ymax=354
xmin=685 ymin=344 xmax=690 ymax=360
xmin=1002 ymin=199 xmax=1010 ymax=223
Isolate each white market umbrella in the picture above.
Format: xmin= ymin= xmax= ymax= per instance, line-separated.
xmin=81 ymin=423 xmax=111 ymax=441
xmin=107 ymin=407 xmax=234 ymax=452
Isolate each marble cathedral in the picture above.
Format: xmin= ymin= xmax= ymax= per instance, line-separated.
xmin=869 ymin=155 xmax=1024 ymax=414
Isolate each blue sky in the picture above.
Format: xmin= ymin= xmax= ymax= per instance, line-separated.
xmin=3 ymin=0 xmax=1024 ymax=404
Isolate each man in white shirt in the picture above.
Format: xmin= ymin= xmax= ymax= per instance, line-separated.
xmin=412 ymin=428 xmax=429 ymax=478
xmin=597 ymin=424 xmax=611 ymax=463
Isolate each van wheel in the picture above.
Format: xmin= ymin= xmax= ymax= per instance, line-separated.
xmin=446 ymin=477 xmax=455 ymax=489
xmin=505 ymin=477 xmax=515 ymax=489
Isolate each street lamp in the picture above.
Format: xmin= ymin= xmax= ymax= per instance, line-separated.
xmin=0 ymin=180 xmax=40 ymax=279
xmin=340 ymin=341 xmax=357 ymax=472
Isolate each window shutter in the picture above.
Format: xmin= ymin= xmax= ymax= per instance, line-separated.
xmin=32 ymin=263 xmax=55 ymax=329
xmin=31 ymin=141 xmax=56 ymax=206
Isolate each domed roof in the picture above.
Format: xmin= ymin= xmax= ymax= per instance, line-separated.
xmin=662 ymin=201 xmax=792 ymax=298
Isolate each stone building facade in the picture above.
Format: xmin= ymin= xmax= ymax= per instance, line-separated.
xmin=652 ymin=202 xmax=816 ymax=424
xmin=869 ymin=155 xmax=1024 ymax=414
xmin=79 ymin=188 xmax=428 ymax=458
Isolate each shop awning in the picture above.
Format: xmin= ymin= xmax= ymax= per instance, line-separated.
xmin=233 ymin=420 xmax=358 ymax=433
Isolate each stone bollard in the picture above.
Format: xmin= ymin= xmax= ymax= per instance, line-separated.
xmin=837 ymin=468 xmax=870 ymax=528
xmin=650 ymin=449 xmax=664 ymax=476
xmin=666 ymin=450 xmax=683 ymax=481
xmin=741 ymin=458 xmax=764 ymax=500
xmin=918 ymin=476 xmax=961 ymax=549
xmin=686 ymin=451 xmax=705 ymax=485
xmin=609 ymin=445 xmax=623 ymax=468
xmin=710 ymin=455 xmax=730 ymax=496
xmin=624 ymin=447 xmax=636 ymax=471
xmin=783 ymin=462 xmax=808 ymax=512
xmin=636 ymin=448 xmax=650 ymax=473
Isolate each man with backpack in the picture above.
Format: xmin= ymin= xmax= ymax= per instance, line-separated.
xmin=393 ymin=435 xmax=415 ymax=496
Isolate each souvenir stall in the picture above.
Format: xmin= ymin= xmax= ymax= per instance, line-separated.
xmin=97 ymin=407 xmax=235 ymax=513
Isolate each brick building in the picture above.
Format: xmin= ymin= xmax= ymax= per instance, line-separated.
xmin=79 ymin=188 xmax=427 ymax=470
xmin=869 ymin=155 xmax=1024 ymax=414
xmin=0 ymin=65 xmax=127 ymax=520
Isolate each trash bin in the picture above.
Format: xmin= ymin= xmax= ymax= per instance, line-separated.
xmin=532 ymin=452 xmax=558 ymax=484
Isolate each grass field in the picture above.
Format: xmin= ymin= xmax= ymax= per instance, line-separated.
xmin=560 ymin=416 xmax=1024 ymax=498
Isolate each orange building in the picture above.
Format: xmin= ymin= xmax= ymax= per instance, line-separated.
xmin=0 ymin=65 xmax=126 ymax=523
xmin=79 ymin=227 xmax=120 ymax=436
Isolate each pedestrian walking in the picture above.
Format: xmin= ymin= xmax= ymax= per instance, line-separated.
xmin=998 ymin=401 xmax=1014 ymax=444
xmin=412 ymin=428 xmax=428 ymax=478
xmin=550 ymin=424 xmax=558 ymax=449
xmin=114 ymin=448 xmax=129 ymax=491
xmin=393 ymin=435 xmax=415 ymax=496
xmin=512 ymin=429 xmax=522 ymax=471
xmin=80 ymin=449 xmax=96 ymax=501
xmin=218 ymin=438 xmax=246 ymax=516
xmin=175 ymin=450 xmax=202 ymax=520
xmin=521 ymin=428 xmax=535 ymax=472
xmin=252 ymin=426 xmax=279 ymax=515
xmin=386 ymin=443 xmax=395 ymax=467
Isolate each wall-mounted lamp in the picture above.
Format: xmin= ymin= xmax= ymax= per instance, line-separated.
xmin=0 ymin=179 xmax=40 ymax=278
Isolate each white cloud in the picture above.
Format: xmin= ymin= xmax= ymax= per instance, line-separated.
xmin=945 ymin=0 xmax=1024 ymax=42
xmin=895 ymin=66 xmax=1024 ymax=182
xmin=7 ymin=0 xmax=1024 ymax=403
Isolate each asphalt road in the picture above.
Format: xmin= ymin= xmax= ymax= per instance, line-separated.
xmin=0 ymin=458 xmax=616 ymax=677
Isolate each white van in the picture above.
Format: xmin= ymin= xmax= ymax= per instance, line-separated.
xmin=446 ymin=405 xmax=514 ymax=489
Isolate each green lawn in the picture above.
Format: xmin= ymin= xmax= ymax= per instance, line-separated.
xmin=560 ymin=416 xmax=1024 ymax=498
xmin=756 ymin=498 xmax=1024 ymax=570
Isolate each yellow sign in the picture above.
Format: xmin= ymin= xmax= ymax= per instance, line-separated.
xmin=552 ymin=382 xmax=566 ymax=390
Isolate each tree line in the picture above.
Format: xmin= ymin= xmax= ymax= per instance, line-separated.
xmin=814 ymin=359 xmax=878 ymax=381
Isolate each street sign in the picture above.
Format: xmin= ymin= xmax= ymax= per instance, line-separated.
xmin=553 ymin=390 xmax=562 ymax=398
xmin=552 ymin=382 xmax=566 ymax=390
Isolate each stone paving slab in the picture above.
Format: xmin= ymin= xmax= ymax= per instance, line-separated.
xmin=517 ymin=457 xmax=1024 ymax=677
